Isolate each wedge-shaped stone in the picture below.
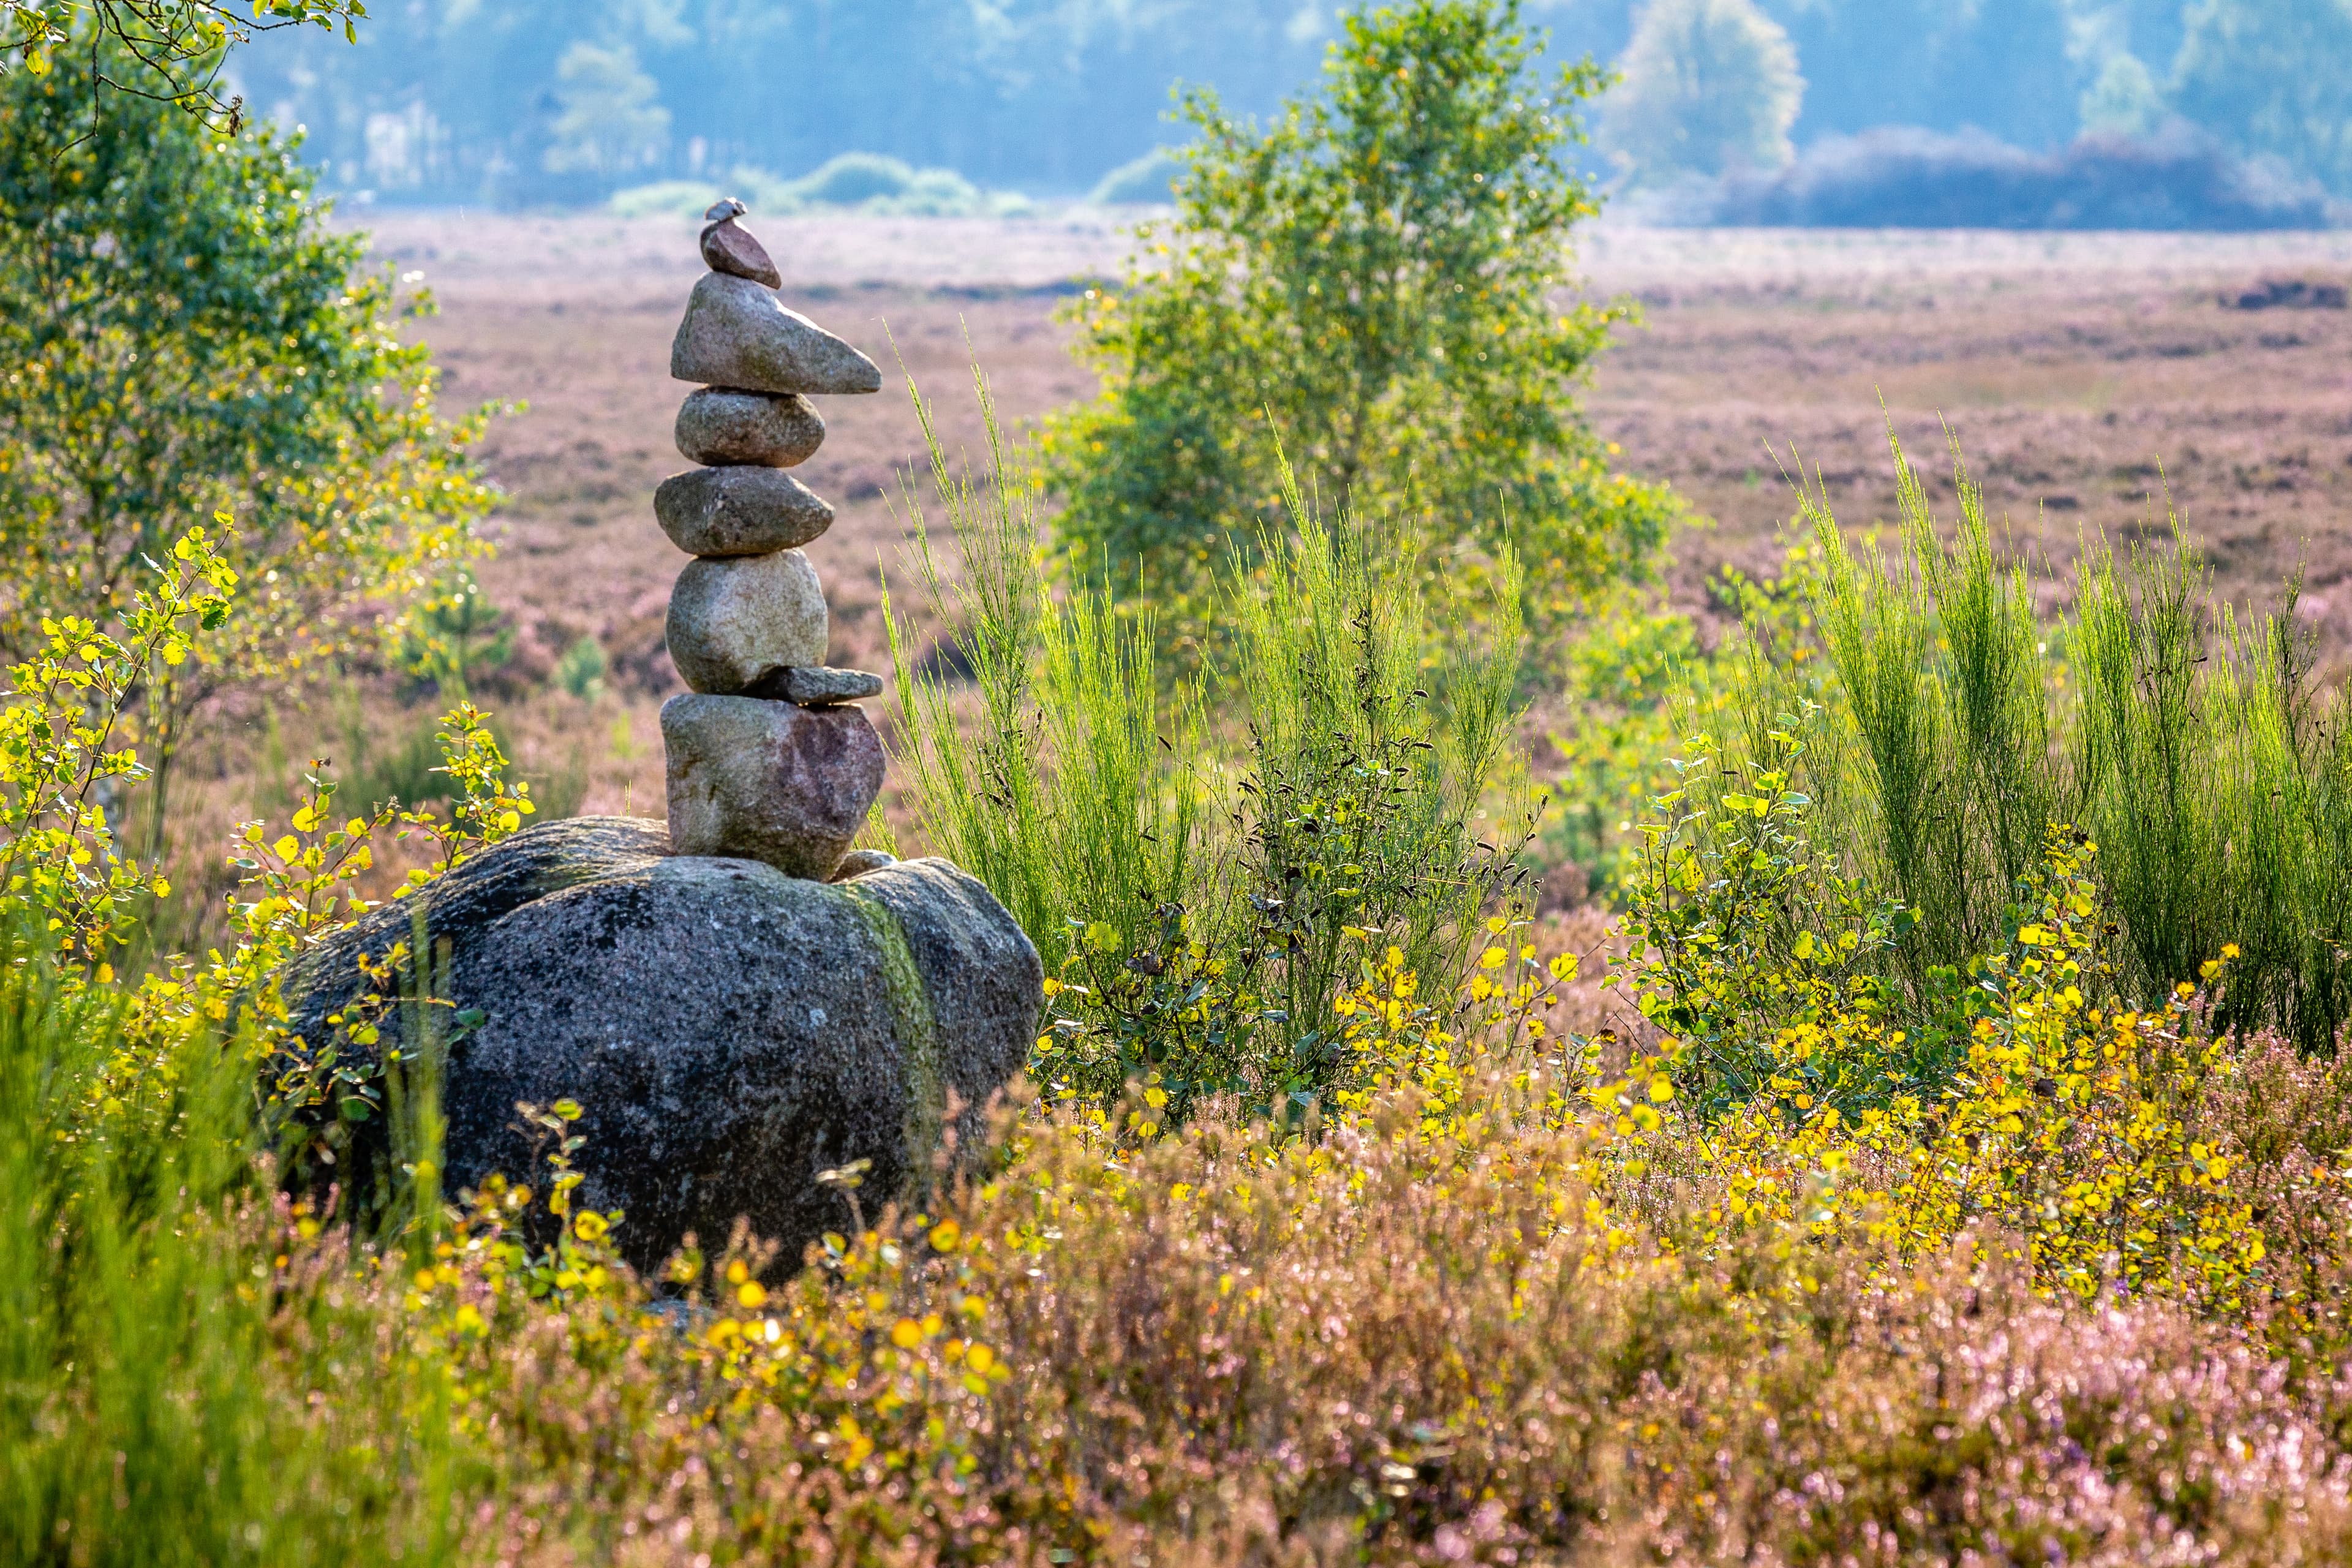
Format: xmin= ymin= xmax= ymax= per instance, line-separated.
xmin=744 ymin=666 xmax=884 ymax=706
xmin=655 ymin=466 xmax=834 ymax=557
xmin=662 ymin=695 xmax=883 ymax=880
xmin=671 ymin=273 xmax=882 ymax=396
xmin=700 ymin=216 xmax=782 ymax=288
xmin=665 ymin=549 xmax=827 ymax=693
xmin=675 ymin=388 xmax=826 ymax=468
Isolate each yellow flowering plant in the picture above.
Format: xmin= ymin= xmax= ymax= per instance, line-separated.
xmin=1611 ymin=827 xmax=2269 ymax=1308
xmin=0 ymin=522 xmax=234 ymax=974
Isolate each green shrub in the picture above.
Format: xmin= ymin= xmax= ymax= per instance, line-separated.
xmin=1042 ymin=0 xmax=1678 ymax=639
xmin=553 ymin=634 xmax=608 ymax=702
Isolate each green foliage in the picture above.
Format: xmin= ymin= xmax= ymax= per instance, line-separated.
xmin=0 ymin=42 xmax=496 ymax=841
xmin=888 ymin=369 xmax=1534 ymax=1123
xmin=1602 ymin=0 xmax=1805 ymax=183
xmin=1042 ymin=0 xmax=1677 ymax=638
xmin=553 ymin=633 xmax=608 ymax=701
xmin=0 ymin=0 xmax=366 ymax=134
xmin=1619 ymin=711 xmax=1924 ymax=1118
xmin=1539 ymin=591 xmax=1700 ymax=899
xmin=2079 ymin=48 xmax=2164 ymax=136
xmin=392 ymin=567 xmax=513 ymax=698
xmin=0 ymin=525 xmax=233 ymax=969
xmin=543 ymin=40 xmax=669 ymax=180
xmin=0 ymin=952 xmax=467 ymax=1567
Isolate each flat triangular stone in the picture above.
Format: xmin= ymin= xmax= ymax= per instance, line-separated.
xmin=744 ymin=666 xmax=884 ymax=705
xmin=671 ymin=274 xmax=882 ymax=396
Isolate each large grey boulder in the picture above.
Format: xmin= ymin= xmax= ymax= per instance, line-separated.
xmin=279 ymin=818 xmax=1042 ymax=1274
xmin=671 ymin=273 xmax=884 ymax=396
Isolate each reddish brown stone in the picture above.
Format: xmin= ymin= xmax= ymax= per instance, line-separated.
xmin=661 ymin=695 xmax=883 ymax=880
xmin=699 ymin=217 xmax=782 ymax=289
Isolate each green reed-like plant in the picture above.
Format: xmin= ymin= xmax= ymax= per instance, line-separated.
xmin=1682 ymin=428 xmax=2352 ymax=1050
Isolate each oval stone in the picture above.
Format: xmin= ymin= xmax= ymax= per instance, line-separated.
xmin=665 ymin=549 xmax=828 ymax=693
xmin=674 ymin=388 xmax=825 ymax=469
xmin=655 ymin=466 xmax=834 ymax=557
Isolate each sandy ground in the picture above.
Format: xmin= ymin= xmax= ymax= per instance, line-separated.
xmin=147 ymin=209 xmax=2350 ymax=940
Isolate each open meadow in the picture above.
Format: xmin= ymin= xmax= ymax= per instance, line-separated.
xmin=312 ymin=211 xmax=2352 ymax=850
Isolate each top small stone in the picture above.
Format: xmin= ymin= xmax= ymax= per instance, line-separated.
xmin=700 ymin=214 xmax=782 ymax=290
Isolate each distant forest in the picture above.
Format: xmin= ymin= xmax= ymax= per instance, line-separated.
xmin=222 ymin=0 xmax=2350 ymax=209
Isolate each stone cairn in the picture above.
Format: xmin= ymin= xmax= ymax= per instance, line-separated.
xmin=657 ymin=199 xmax=895 ymax=883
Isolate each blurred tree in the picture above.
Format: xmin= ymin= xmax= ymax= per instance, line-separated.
xmin=2173 ymin=0 xmax=2352 ymax=193
xmin=0 ymin=0 xmax=364 ymax=130
xmin=1042 ymin=0 xmax=1678 ymax=641
xmin=543 ymin=40 xmax=670 ymax=181
xmin=0 ymin=39 xmax=497 ymax=849
xmin=1760 ymin=0 xmax=2077 ymax=149
xmin=2078 ymin=49 xmax=2163 ymax=135
xmin=1602 ymin=0 xmax=1803 ymax=183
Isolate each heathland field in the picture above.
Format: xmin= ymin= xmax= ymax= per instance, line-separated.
xmin=343 ymin=211 xmax=2352 ymax=839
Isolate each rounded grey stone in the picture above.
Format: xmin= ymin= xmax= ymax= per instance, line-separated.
xmin=665 ymin=549 xmax=827 ymax=694
xmin=278 ymin=818 xmax=1043 ymax=1274
xmin=674 ymin=388 xmax=825 ymax=469
xmin=655 ymin=466 xmax=834 ymax=557
xmin=671 ymin=273 xmax=883 ymax=397
xmin=661 ymin=695 xmax=884 ymax=880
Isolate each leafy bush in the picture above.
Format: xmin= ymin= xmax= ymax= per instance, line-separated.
xmin=1042 ymin=0 xmax=1678 ymax=638
xmin=0 ymin=40 xmax=497 ymax=849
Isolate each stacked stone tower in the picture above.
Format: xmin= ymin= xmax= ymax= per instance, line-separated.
xmin=657 ymin=200 xmax=891 ymax=881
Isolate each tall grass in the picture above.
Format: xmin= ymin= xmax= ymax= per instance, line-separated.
xmin=1695 ymin=429 xmax=2352 ymax=1047
xmin=884 ymin=367 xmax=1534 ymax=1115
xmin=0 ymin=949 xmax=456 ymax=1564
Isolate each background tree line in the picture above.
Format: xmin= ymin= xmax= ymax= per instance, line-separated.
xmin=202 ymin=0 xmax=2352 ymax=205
